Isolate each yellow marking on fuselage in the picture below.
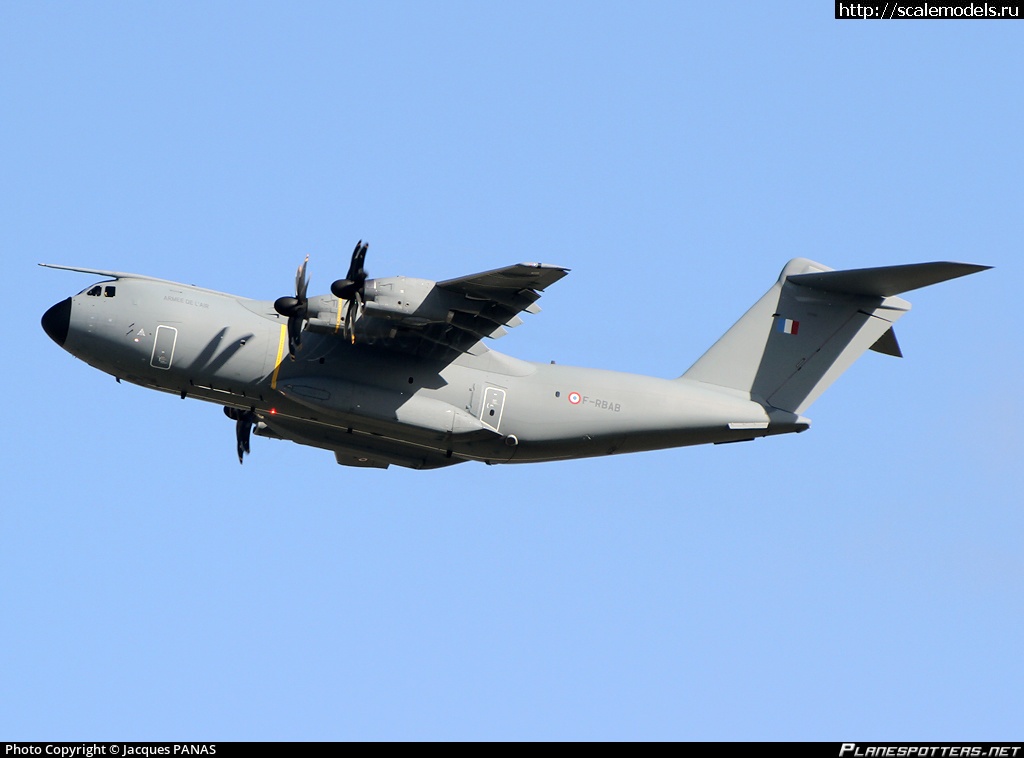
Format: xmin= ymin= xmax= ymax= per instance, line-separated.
xmin=271 ymin=323 xmax=287 ymax=389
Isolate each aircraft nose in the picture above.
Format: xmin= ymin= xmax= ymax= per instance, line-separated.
xmin=41 ymin=297 xmax=72 ymax=347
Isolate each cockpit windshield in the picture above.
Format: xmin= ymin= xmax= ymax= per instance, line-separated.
xmin=79 ymin=283 xmax=117 ymax=298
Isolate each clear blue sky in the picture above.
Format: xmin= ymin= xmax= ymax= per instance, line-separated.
xmin=3 ymin=1 xmax=1022 ymax=740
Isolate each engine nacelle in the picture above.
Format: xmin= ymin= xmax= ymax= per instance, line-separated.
xmin=363 ymin=276 xmax=457 ymax=325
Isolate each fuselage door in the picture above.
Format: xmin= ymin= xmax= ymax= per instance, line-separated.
xmin=150 ymin=325 xmax=178 ymax=370
xmin=481 ymin=386 xmax=506 ymax=432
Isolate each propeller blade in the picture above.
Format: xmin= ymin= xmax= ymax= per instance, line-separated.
xmin=286 ymin=311 xmax=304 ymax=358
xmin=274 ymin=256 xmax=311 ymax=359
xmin=331 ymin=240 xmax=369 ymax=301
xmin=347 ymin=240 xmax=368 ymax=283
xmin=296 ymin=255 xmax=309 ymax=302
xmin=343 ymin=296 xmax=357 ymax=344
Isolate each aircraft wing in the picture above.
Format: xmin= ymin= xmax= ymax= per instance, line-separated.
xmin=428 ymin=262 xmax=570 ymax=347
xmin=437 ymin=261 xmax=570 ymax=295
xmin=345 ymin=262 xmax=571 ymax=359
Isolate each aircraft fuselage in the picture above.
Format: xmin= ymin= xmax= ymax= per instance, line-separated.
xmin=42 ymin=275 xmax=805 ymax=468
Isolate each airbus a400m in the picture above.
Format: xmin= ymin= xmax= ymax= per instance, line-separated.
xmin=40 ymin=243 xmax=988 ymax=470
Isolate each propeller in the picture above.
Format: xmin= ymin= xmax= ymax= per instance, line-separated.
xmin=224 ymin=406 xmax=257 ymax=464
xmin=331 ymin=240 xmax=369 ymax=343
xmin=274 ymin=255 xmax=309 ymax=359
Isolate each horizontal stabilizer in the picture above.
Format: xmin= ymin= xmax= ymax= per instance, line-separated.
xmin=788 ymin=262 xmax=991 ymax=297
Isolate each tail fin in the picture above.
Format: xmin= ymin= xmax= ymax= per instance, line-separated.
xmin=681 ymin=258 xmax=989 ymax=415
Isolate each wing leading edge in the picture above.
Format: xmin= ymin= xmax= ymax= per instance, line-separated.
xmin=438 ymin=262 xmax=570 ymax=294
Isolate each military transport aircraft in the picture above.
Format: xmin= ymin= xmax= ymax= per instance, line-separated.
xmin=40 ymin=243 xmax=988 ymax=470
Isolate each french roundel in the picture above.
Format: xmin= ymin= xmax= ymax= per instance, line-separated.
xmin=568 ymin=392 xmax=581 ymax=405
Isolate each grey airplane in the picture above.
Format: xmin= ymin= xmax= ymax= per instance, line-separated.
xmin=40 ymin=243 xmax=988 ymax=470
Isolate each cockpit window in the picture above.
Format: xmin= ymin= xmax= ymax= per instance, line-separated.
xmin=79 ymin=283 xmax=117 ymax=297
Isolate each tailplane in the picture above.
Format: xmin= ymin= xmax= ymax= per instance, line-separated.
xmin=682 ymin=258 xmax=989 ymax=415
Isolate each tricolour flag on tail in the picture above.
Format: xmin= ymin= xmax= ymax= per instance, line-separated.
xmin=777 ymin=317 xmax=799 ymax=335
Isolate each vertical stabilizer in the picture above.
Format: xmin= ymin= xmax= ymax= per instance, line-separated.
xmin=681 ymin=258 xmax=989 ymax=415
